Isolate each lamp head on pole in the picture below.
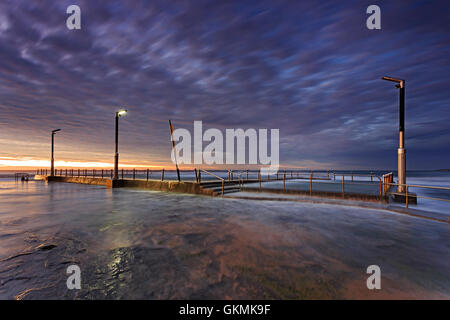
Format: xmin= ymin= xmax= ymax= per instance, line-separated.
xmin=52 ymin=129 xmax=61 ymax=134
xmin=381 ymin=76 xmax=405 ymax=89
xmin=116 ymin=109 xmax=128 ymax=117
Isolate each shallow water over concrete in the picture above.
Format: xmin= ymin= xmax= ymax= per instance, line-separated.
xmin=0 ymin=179 xmax=448 ymax=299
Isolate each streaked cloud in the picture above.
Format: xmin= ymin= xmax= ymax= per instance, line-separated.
xmin=0 ymin=0 xmax=449 ymax=169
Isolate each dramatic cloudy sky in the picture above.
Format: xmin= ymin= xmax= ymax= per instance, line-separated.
xmin=0 ymin=0 xmax=449 ymax=170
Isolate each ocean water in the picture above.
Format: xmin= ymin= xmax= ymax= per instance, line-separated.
xmin=0 ymin=172 xmax=449 ymax=299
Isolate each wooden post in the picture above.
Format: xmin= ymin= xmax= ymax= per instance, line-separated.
xmin=161 ymin=169 xmax=165 ymax=181
xmin=222 ymin=180 xmax=224 ymax=197
xmin=194 ymin=169 xmax=198 ymax=183
xmin=351 ymin=172 xmax=354 ymax=182
xmin=168 ymin=120 xmax=181 ymax=182
xmin=133 ymin=168 xmax=136 ymax=180
xmin=342 ymin=176 xmax=345 ymax=197
xmin=198 ymin=170 xmax=201 ymax=183
xmin=283 ymin=172 xmax=286 ymax=191
xmin=246 ymin=170 xmax=249 ymax=181
xmin=121 ymin=169 xmax=123 ymax=179
xmin=146 ymin=169 xmax=149 ymax=181
xmin=310 ymin=173 xmax=312 ymax=195
xmin=101 ymin=169 xmax=104 ymax=178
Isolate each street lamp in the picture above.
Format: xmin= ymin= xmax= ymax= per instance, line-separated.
xmin=51 ymin=129 xmax=61 ymax=176
xmin=113 ymin=109 xmax=127 ymax=180
xmin=381 ymin=76 xmax=406 ymax=193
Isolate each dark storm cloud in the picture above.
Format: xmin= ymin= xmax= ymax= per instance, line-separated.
xmin=0 ymin=0 xmax=449 ymax=169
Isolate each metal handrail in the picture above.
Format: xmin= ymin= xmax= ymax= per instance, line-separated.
xmin=333 ymin=173 xmax=382 ymax=182
xmin=385 ymin=182 xmax=450 ymax=191
xmin=383 ymin=181 xmax=450 ymax=209
xmin=199 ymin=169 xmax=225 ymax=196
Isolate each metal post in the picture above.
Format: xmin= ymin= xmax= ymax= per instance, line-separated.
xmin=114 ymin=113 xmax=119 ymax=180
xmin=161 ymin=169 xmax=165 ymax=181
xmin=283 ymin=172 xmax=286 ymax=191
xmin=246 ymin=170 xmax=248 ymax=181
xmin=342 ymin=176 xmax=345 ymax=196
xmin=133 ymin=168 xmax=136 ymax=180
xmin=382 ymin=76 xmax=406 ymax=193
xmin=310 ymin=173 xmax=312 ymax=195
xmin=258 ymin=171 xmax=261 ymax=190
xmin=51 ymin=133 xmax=54 ymax=176
xmin=396 ymin=83 xmax=406 ymax=192
xmin=121 ymin=169 xmax=123 ymax=179
xmin=379 ymin=180 xmax=383 ymax=198
xmin=398 ymin=83 xmax=406 ymax=193
xmin=146 ymin=169 xmax=149 ymax=181
xmin=221 ymin=180 xmax=224 ymax=197
xmin=405 ymin=186 xmax=409 ymax=208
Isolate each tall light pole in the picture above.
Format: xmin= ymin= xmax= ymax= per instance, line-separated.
xmin=382 ymin=76 xmax=406 ymax=193
xmin=51 ymin=129 xmax=61 ymax=176
xmin=114 ymin=109 xmax=127 ymax=180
